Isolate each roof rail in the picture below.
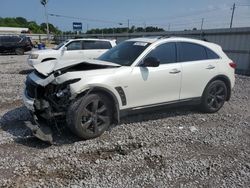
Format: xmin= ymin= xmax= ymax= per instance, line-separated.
xmin=141 ymin=35 xmax=171 ymax=40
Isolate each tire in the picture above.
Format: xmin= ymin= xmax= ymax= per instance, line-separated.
xmin=66 ymin=93 xmax=113 ymax=140
xmin=200 ymin=80 xmax=227 ymax=113
xmin=15 ymin=48 xmax=24 ymax=55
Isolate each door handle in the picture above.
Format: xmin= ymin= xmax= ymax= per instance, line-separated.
xmin=206 ymin=65 xmax=215 ymax=70
xmin=169 ymin=69 xmax=181 ymax=74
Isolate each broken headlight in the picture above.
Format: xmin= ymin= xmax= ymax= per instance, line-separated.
xmin=55 ymin=78 xmax=81 ymax=98
xmin=29 ymin=54 xmax=39 ymax=59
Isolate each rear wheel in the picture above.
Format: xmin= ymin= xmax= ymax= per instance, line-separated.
xmin=15 ymin=48 xmax=24 ymax=55
xmin=200 ymin=80 xmax=227 ymax=113
xmin=66 ymin=93 xmax=112 ymax=139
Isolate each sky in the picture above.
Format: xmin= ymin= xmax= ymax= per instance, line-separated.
xmin=1 ymin=0 xmax=250 ymax=32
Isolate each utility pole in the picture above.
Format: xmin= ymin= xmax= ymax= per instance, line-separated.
xmin=200 ymin=18 xmax=204 ymax=30
xmin=86 ymin=24 xmax=89 ymax=33
xmin=230 ymin=3 xmax=236 ymax=28
xmin=143 ymin=22 xmax=146 ymax=32
xmin=168 ymin=23 xmax=171 ymax=31
xmin=127 ymin=19 xmax=130 ymax=33
xmin=40 ymin=0 xmax=50 ymax=40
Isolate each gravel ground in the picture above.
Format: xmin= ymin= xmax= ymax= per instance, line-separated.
xmin=0 ymin=55 xmax=250 ymax=187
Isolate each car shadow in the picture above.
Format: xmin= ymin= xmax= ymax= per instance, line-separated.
xmin=0 ymin=105 xmax=198 ymax=149
xmin=119 ymin=105 xmax=198 ymax=124
xmin=0 ymin=106 xmax=81 ymax=149
xmin=19 ymin=69 xmax=33 ymax=75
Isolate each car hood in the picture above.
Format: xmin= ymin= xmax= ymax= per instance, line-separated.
xmin=31 ymin=49 xmax=57 ymax=55
xmin=33 ymin=59 xmax=121 ymax=76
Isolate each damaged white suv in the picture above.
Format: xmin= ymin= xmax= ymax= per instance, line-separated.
xmin=23 ymin=37 xmax=236 ymax=143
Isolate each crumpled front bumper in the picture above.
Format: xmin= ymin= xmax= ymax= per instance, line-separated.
xmin=25 ymin=115 xmax=53 ymax=144
xmin=23 ymin=89 xmax=54 ymax=144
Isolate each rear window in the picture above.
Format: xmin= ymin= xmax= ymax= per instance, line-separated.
xmin=83 ymin=41 xmax=112 ymax=50
xmin=178 ymin=42 xmax=207 ymax=62
xmin=0 ymin=36 xmax=21 ymax=44
xmin=206 ymin=48 xmax=220 ymax=59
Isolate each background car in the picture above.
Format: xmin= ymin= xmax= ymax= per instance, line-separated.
xmin=0 ymin=35 xmax=33 ymax=55
xmin=27 ymin=38 xmax=117 ymax=67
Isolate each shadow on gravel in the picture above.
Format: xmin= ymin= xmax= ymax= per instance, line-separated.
xmin=0 ymin=106 xmax=80 ymax=149
xmin=0 ymin=105 xmax=198 ymax=148
xmin=19 ymin=69 xmax=33 ymax=75
xmin=120 ymin=105 xmax=198 ymax=124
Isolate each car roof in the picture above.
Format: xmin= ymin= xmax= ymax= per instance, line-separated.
xmin=68 ymin=38 xmax=115 ymax=42
xmin=126 ymin=37 xmax=160 ymax=43
xmin=126 ymin=36 xmax=219 ymax=48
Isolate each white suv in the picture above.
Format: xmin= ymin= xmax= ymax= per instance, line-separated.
xmin=23 ymin=37 xmax=236 ymax=143
xmin=27 ymin=38 xmax=116 ymax=67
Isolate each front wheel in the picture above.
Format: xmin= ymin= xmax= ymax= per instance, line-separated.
xmin=200 ymin=80 xmax=227 ymax=113
xmin=66 ymin=93 xmax=112 ymax=140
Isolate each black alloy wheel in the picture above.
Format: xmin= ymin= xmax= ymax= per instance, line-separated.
xmin=67 ymin=93 xmax=112 ymax=139
xmin=81 ymin=97 xmax=110 ymax=136
xmin=201 ymin=80 xmax=227 ymax=113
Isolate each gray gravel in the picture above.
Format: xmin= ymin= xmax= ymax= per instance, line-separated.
xmin=0 ymin=55 xmax=250 ymax=187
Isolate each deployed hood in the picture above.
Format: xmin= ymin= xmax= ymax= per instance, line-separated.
xmin=33 ymin=59 xmax=121 ymax=76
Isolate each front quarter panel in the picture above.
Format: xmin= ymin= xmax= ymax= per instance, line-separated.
xmin=56 ymin=68 xmax=130 ymax=109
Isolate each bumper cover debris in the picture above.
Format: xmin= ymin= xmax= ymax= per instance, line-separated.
xmin=25 ymin=115 xmax=53 ymax=144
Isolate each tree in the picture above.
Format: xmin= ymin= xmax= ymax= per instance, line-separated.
xmin=28 ymin=21 xmax=43 ymax=33
xmin=0 ymin=17 xmax=61 ymax=34
xmin=86 ymin=26 xmax=164 ymax=34
xmin=16 ymin=17 xmax=28 ymax=26
xmin=41 ymin=23 xmax=61 ymax=34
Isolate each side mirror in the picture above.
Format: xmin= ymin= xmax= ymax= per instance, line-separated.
xmin=140 ymin=57 xmax=160 ymax=67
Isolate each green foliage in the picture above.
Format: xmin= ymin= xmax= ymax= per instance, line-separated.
xmin=41 ymin=23 xmax=62 ymax=34
xmin=0 ymin=17 xmax=61 ymax=34
xmin=86 ymin=26 xmax=165 ymax=34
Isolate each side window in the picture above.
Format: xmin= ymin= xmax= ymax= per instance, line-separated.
xmin=206 ymin=48 xmax=220 ymax=59
xmin=66 ymin=41 xmax=82 ymax=51
xmin=178 ymin=42 xmax=207 ymax=62
xmin=145 ymin=42 xmax=176 ymax=64
xmin=83 ymin=41 xmax=111 ymax=50
xmin=83 ymin=41 xmax=97 ymax=49
xmin=99 ymin=41 xmax=112 ymax=49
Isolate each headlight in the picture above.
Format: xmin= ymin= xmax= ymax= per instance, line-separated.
xmin=29 ymin=54 xmax=39 ymax=59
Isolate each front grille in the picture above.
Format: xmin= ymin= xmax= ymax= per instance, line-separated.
xmin=26 ymin=77 xmax=37 ymax=98
xmin=25 ymin=76 xmax=45 ymax=98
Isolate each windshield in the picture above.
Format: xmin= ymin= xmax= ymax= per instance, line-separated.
xmin=98 ymin=41 xmax=151 ymax=66
xmin=53 ymin=40 xmax=69 ymax=50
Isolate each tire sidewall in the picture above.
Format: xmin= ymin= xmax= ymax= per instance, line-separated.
xmin=201 ymin=80 xmax=227 ymax=113
xmin=67 ymin=93 xmax=112 ymax=139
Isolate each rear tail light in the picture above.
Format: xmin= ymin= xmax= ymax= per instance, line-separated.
xmin=229 ymin=62 xmax=237 ymax=69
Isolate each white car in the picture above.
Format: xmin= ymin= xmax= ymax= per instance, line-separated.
xmin=23 ymin=37 xmax=236 ymax=143
xmin=27 ymin=38 xmax=116 ymax=67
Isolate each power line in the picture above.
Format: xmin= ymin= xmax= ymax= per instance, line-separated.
xmin=49 ymin=13 xmax=125 ymax=25
xmin=237 ymin=4 xmax=250 ymax=7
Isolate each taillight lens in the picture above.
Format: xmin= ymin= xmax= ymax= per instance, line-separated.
xmin=229 ymin=62 xmax=237 ymax=69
